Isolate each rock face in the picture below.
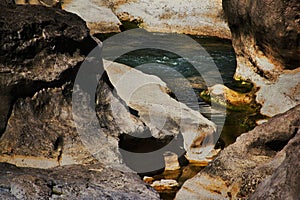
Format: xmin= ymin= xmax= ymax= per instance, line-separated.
xmin=0 ymin=3 xmax=96 ymax=135
xmin=175 ymin=105 xmax=300 ymax=199
xmin=0 ymin=163 xmax=160 ymax=199
xmin=112 ymin=0 xmax=231 ymax=38
xmin=40 ymin=0 xmax=230 ymax=38
xmin=250 ymin=128 xmax=300 ymax=200
xmin=0 ymin=3 xmax=159 ymax=198
xmin=223 ymin=0 xmax=300 ymax=116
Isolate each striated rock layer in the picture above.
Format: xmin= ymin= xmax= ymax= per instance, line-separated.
xmin=175 ymin=105 xmax=300 ymax=199
xmin=223 ymin=0 xmax=300 ymax=116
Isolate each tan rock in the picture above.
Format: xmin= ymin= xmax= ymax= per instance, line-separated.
xmin=103 ymin=59 xmax=218 ymax=162
xmin=200 ymin=84 xmax=259 ymax=112
xmin=112 ymin=0 xmax=231 ymax=38
xmin=175 ymin=105 xmax=300 ymax=199
xmin=163 ymin=151 xmax=180 ymax=171
xmin=151 ymin=179 xmax=179 ymax=191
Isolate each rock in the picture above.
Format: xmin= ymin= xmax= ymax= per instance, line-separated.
xmin=250 ymin=127 xmax=300 ymax=200
xmin=0 ymin=162 xmax=160 ymax=199
xmin=0 ymin=3 xmax=125 ymax=170
xmin=151 ymin=179 xmax=179 ymax=191
xmin=103 ymin=60 xmax=218 ymax=162
xmin=111 ymin=0 xmax=231 ymax=38
xmin=0 ymin=3 xmax=97 ymax=135
xmin=143 ymin=176 xmax=155 ymax=184
xmin=223 ymin=0 xmax=300 ymax=116
xmin=163 ymin=151 xmax=180 ymax=171
xmin=62 ymin=0 xmax=121 ymax=34
xmin=200 ymin=84 xmax=259 ymax=112
xmin=175 ymin=105 xmax=300 ymax=199
xmin=0 ymin=86 xmax=100 ymax=168
xmin=0 ymin=0 xmax=15 ymax=6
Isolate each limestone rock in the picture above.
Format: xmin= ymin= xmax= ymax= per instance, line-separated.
xmin=163 ymin=151 xmax=180 ymax=171
xmin=103 ymin=60 xmax=218 ymax=162
xmin=250 ymin=127 xmax=300 ymax=199
xmin=62 ymin=0 xmax=121 ymax=34
xmin=200 ymin=84 xmax=259 ymax=112
xmin=223 ymin=0 xmax=300 ymax=116
xmin=151 ymin=179 xmax=179 ymax=191
xmin=0 ymin=3 xmax=97 ymax=135
xmin=0 ymin=163 xmax=160 ymax=199
xmin=112 ymin=0 xmax=231 ymax=38
xmin=175 ymin=105 xmax=300 ymax=199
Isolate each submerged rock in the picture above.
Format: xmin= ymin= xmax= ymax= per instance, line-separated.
xmin=0 ymin=162 xmax=160 ymax=199
xmin=223 ymin=0 xmax=300 ymax=116
xmin=175 ymin=105 xmax=300 ymax=199
xmin=200 ymin=84 xmax=259 ymax=112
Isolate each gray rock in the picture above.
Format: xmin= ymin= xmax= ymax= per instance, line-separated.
xmin=222 ymin=0 xmax=300 ymax=116
xmin=175 ymin=105 xmax=300 ymax=199
xmin=0 ymin=3 xmax=97 ymax=135
xmin=0 ymin=162 xmax=160 ymax=199
xmin=62 ymin=0 xmax=122 ymax=34
xmin=103 ymin=60 xmax=218 ymax=163
xmin=250 ymin=128 xmax=300 ymax=200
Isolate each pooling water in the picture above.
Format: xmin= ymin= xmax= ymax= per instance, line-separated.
xmin=101 ymin=32 xmax=258 ymax=146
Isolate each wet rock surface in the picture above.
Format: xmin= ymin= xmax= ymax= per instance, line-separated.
xmin=222 ymin=0 xmax=300 ymax=116
xmin=0 ymin=163 xmax=160 ymax=199
xmin=175 ymin=105 xmax=300 ymax=199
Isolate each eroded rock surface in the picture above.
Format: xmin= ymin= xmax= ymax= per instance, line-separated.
xmin=0 ymin=3 xmax=97 ymax=135
xmin=112 ymin=0 xmax=231 ymax=38
xmin=0 ymin=163 xmax=160 ymax=199
xmin=175 ymin=105 xmax=300 ymax=199
xmin=223 ymin=0 xmax=300 ymax=116
xmin=62 ymin=0 xmax=122 ymax=34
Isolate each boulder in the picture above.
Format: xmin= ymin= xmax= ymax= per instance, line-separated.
xmin=200 ymin=84 xmax=259 ymax=112
xmin=111 ymin=0 xmax=231 ymax=38
xmin=62 ymin=0 xmax=122 ymax=34
xmin=250 ymin=128 xmax=300 ymax=200
xmin=103 ymin=60 xmax=218 ymax=163
xmin=223 ymin=0 xmax=300 ymax=116
xmin=0 ymin=3 xmax=97 ymax=135
xmin=0 ymin=162 xmax=160 ymax=199
xmin=175 ymin=105 xmax=300 ymax=199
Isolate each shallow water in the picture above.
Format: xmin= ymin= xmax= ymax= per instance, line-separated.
xmin=99 ymin=31 xmax=263 ymax=199
xmin=101 ymin=32 xmax=259 ymax=146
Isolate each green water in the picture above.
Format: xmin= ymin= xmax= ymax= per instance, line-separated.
xmin=101 ymin=32 xmax=262 ymax=146
xmin=99 ymin=32 xmax=265 ymax=199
